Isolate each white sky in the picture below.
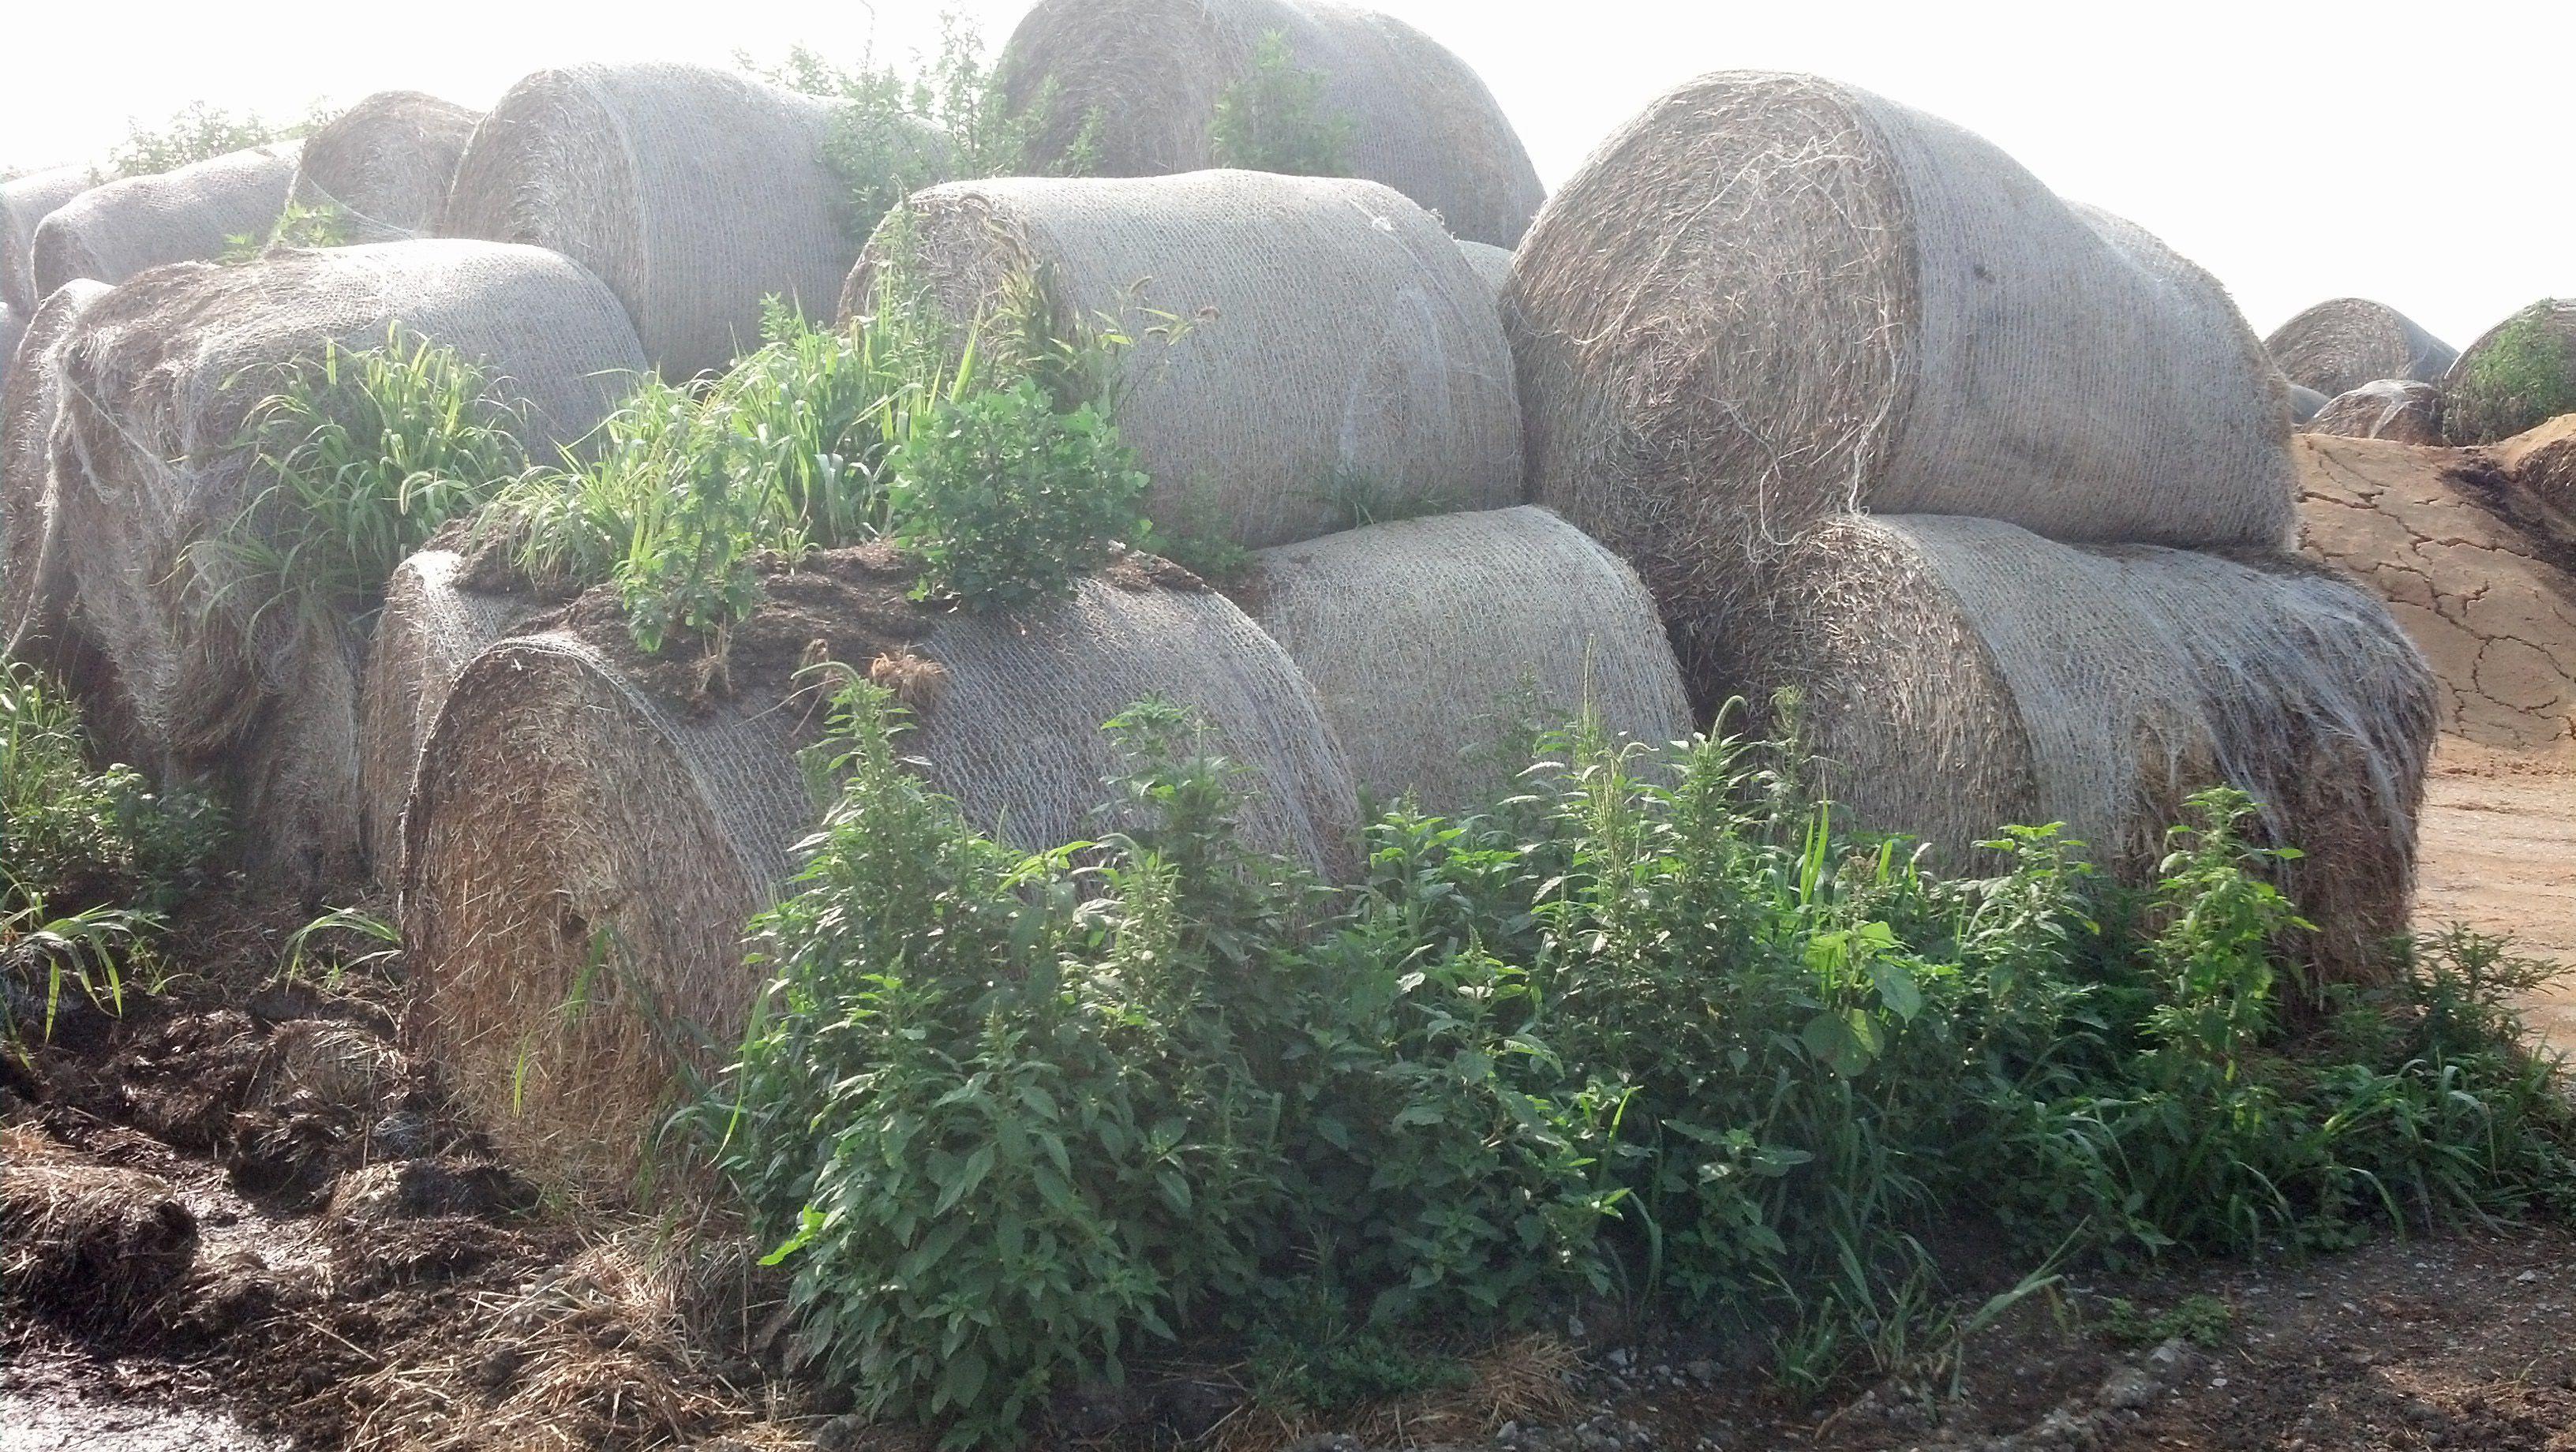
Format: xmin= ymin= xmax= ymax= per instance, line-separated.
xmin=6 ymin=0 xmax=2563 ymax=347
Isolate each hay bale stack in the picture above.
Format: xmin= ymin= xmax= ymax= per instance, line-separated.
xmin=357 ymin=548 xmax=545 ymax=880
xmin=1738 ymin=512 xmax=2433 ymax=979
xmin=1244 ymin=505 xmax=1690 ymax=811
xmin=2287 ymin=381 xmax=2329 ymax=425
xmin=1509 ymin=73 xmax=2295 ymax=696
xmin=402 ymin=551 xmax=1361 ymax=1183
xmin=2305 ymin=379 xmax=2443 ymax=445
xmin=856 ymin=170 xmax=1521 ymax=549
xmin=2265 ymin=298 xmax=2457 ymax=398
xmin=29 ymin=141 xmax=301 ymax=297
xmin=2 ymin=280 xmax=114 ymax=683
xmin=2297 ymin=433 xmax=2576 ymax=765
xmin=442 ymin=62 xmax=851 ymax=378
xmin=292 ymin=91 xmax=482 ymax=242
xmin=1 ymin=164 xmax=95 ymax=315
xmin=997 ymin=0 xmax=1544 ymax=247
xmin=2442 ymin=299 xmax=2576 ymax=445
xmin=47 ymin=241 xmax=646 ymax=891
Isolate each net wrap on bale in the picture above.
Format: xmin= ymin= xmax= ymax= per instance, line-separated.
xmin=1 ymin=164 xmax=95 ymax=316
xmin=29 ymin=142 xmax=301 ymax=297
xmin=2287 ymin=381 xmax=2328 ymax=425
xmin=291 ymin=91 xmax=481 ymax=243
xmin=2305 ymin=379 xmax=2443 ymax=445
xmin=2 ymin=280 xmax=114 ymax=694
xmin=0 ymin=307 xmax=21 ymax=406
xmin=1509 ymin=72 xmax=2296 ymax=698
xmin=441 ymin=62 xmax=851 ymax=378
xmin=998 ymin=0 xmax=1544 ymax=247
xmin=47 ymin=240 xmax=646 ymax=890
xmin=402 ymin=553 xmax=1361 ymax=1185
xmin=1735 ymin=512 xmax=2434 ymax=981
xmin=2266 ymin=298 xmax=2458 ymax=398
xmin=1245 ymin=505 xmax=1690 ymax=812
xmin=854 ymin=169 xmax=1522 ymax=549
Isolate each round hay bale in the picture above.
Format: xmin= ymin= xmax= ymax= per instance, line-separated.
xmin=2286 ymin=381 xmax=2329 ymax=425
xmin=1 ymin=280 xmax=117 ymax=703
xmin=2304 ymin=379 xmax=2443 ymax=445
xmin=1243 ymin=505 xmax=1690 ymax=812
xmin=1733 ymin=512 xmax=2434 ymax=981
xmin=2265 ymin=298 xmax=2458 ymax=398
xmin=48 ymin=240 xmax=647 ymax=892
xmin=441 ymin=62 xmax=852 ymax=379
xmin=291 ymin=90 xmax=482 ymax=242
xmin=401 ymin=550 xmax=1361 ymax=1185
xmin=1456 ymin=238 xmax=1513 ymax=298
xmin=997 ymin=0 xmax=1544 ymax=247
xmin=358 ymin=548 xmax=545 ymax=883
xmin=0 ymin=305 xmax=21 ymax=402
xmin=2441 ymin=299 xmax=2576 ymax=445
xmin=1509 ymin=73 xmax=2296 ymax=696
xmin=28 ymin=141 xmax=301 ymax=297
xmin=854 ymin=169 xmax=1522 ymax=549
xmin=1 ymin=163 xmax=97 ymax=315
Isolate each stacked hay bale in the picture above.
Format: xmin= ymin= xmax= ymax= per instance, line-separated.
xmin=1509 ymin=70 xmax=2430 ymax=977
xmin=42 ymin=241 xmax=646 ymax=892
xmin=29 ymin=141 xmax=301 ymax=297
xmin=440 ymin=62 xmax=853 ymax=378
xmin=290 ymin=91 xmax=481 ymax=242
xmin=2306 ymin=380 xmax=2444 ymax=445
xmin=997 ymin=0 xmax=1544 ymax=247
xmin=401 ymin=550 xmax=1362 ymax=1181
xmin=1 ymin=163 xmax=95 ymax=316
xmin=2266 ymin=298 xmax=2457 ymax=399
xmin=2441 ymin=299 xmax=2576 ymax=445
xmin=2 ymin=280 xmax=118 ymax=706
xmin=852 ymin=169 xmax=1522 ymax=548
xmin=1242 ymin=505 xmax=1690 ymax=812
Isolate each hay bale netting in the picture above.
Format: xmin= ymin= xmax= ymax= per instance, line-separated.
xmin=1 ymin=279 xmax=114 ymax=678
xmin=2287 ymin=381 xmax=2329 ymax=425
xmin=0 ymin=305 xmax=20 ymax=400
xmin=2441 ymin=299 xmax=2576 ymax=445
xmin=291 ymin=91 xmax=482 ymax=242
xmin=1456 ymin=238 xmax=1513 ymax=298
xmin=856 ymin=170 xmax=1521 ymax=548
xmin=1243 ymin=505 xmax=1690 ymax=812
xmin=997 ymin=0 xmax=1544 ymax=247
xmin=2265 ymin=298 xmax=2458 ymax=398
xmin=401 ymin=551 xmax=1361 ymax=1184
xmin=47 ymin=241 xmax=646 ymax=891
xmin=1510 ymin=72 xmax=2296 ymax=694
xmin=28 ymin=141 xmax=301 ymax=297
xmin=2305 ymin=379 xmax=2443 ymax=446
xmin=1733 ymin=512 xmax=2435 ymax=979
xmin=1 ymin=163 xmax=96 ymax=315
xmin=357 ymin=548 xmax=545 ymax=881
xmin=441 ymin=62 xmax=852 ymax=378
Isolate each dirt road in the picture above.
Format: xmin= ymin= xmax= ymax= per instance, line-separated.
xmin=2413 ymin=753 xmax=2576 ymax=1050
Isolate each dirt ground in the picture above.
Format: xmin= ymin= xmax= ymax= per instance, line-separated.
xmin=2415 ymin=753 xmax=2576 ymax=1053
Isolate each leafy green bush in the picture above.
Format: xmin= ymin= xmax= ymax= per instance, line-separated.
xmin=223 ymin=199 xmax=353 ymax=263
xmin=2447 ymin=307 xmax=2576 ymax=443
xmin=887 ymin=379 xmax=1149 ymax=607
xmin=108 ymin=100 xmax=315 ymax=180
xmin=1208 ymin=32 xmax=1354 ymax=177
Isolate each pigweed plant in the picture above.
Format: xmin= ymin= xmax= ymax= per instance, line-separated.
xmin=693 ymin=688 xmax=2576 ymax=1447
xmin=2448 ymin=306 xmax=2576 ymax=443
xmin=1208 ymin=32 xmax=1355 ymax=177
xmin=221 ymin=199 xmax=353 ymax=262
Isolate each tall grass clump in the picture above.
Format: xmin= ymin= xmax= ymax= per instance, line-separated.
xmin=691 ymin=687 xmax=2576 ymax=1446
xmin=1208 ymin=31 xmax=1354 ymax=176
xmin=2448 ymin=308 xmax=2576 ymax=443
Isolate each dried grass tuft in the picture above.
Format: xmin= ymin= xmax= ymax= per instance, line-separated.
xmin=1202 ymin=1334 xmax=1580 ymax=1452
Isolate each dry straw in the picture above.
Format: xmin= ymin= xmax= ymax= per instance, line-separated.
xmin=442 ymin=62 xmax=852 ymax=379
xmin=2265 ymin=298 xmax=2458 ymax=398
xmin=45 ymin=240 xmax=646 ymax=891
xmin=1734 ymin=512 xmax=2435 ymax=981
xmin=1244 ymin=505 xmax=1690 ymax=814
xmin=0 ymin=163 xmax=95 ymax=315
xmin=292 ymin=90 xmax=482 ymax=242
xmin=402 ymin=559 xmax=1360 ymax=1187
xmin=29 ymin=140 xmax=301 ymax=297
xmin=856 ymin=169 xmax=1523 ymax=549
xmin=998 ymin=0 xmax=1545 ymax=247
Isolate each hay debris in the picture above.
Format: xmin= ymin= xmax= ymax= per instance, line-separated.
xmin=0 ymin=1140 xmax=198 ymax=1331
xmin=2266 ymin=298 xmax=2458 ymax=397
xmin=1204 ymin=1333 xmax=1579 ymax=1452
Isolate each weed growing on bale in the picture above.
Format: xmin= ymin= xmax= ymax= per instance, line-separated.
xmin=1208 ymin=32 xmax=1355 ymax=177
xmin=2449 ymin=309 xmax=2576 ymax=443
xmin=107 ymin=99 xmax=319 ymax=179
xmin=221 ymin=199 xmax=352 ymax=262
xmin=693 ymin=691 xmax=2576 ymax=1446
xmin=887 ymin=379 xmax=1148 ymax=606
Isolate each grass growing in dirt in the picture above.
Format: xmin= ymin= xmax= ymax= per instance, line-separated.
xmin=690 ymin=687 xmax=2576 ymax=1448
xmin=1208 ymin=31 xmax=1355 ymax=177
xmin=2448 ymin=306 xmax=2576 ymax=444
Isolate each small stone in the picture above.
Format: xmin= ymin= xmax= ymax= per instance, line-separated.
xmin=2096 ymin=1365 xmax=2159 ymax=1411
xmin=1686 ymin=1359 xmax=1718 ymax=1383
xmin=2518 ymin=1270 xmax=2540 ymax=1284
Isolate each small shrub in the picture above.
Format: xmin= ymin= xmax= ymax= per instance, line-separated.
xmin=223 ymin=199 xmax=352 ymax=262
xmin=1208 ymin=32 xmax=1354 ymax=177
xmin=108 ymin=99 xmax=317 ymax=179
xmin=888 ymin=378 xmax=1150 ymax=608
xmin=2448 ymin=308 xmax=2576 ymax=443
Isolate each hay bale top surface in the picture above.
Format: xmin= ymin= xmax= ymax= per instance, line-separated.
xmin=1 ymin=163 xmax=97 ymax=315
xmin=998 ymin=0 xmax=1544 ymax=246
xmin=1510 ymin=69 xmax=2296 ymax=644
xmin=862 ymin=168 xmax=1522 ymax=550
xmin=440 ymin=60 xmax=848 ymax=378
xmin=2266 ymin=298 xmax=2458 ymax=397
xmin=293 ymin=90 xmax=482 ymax=240
xmin=2305 ymin=378 xmax=2443 ymax=445
xmin=29 ymin=140 xmax=301 ymax=298
xmin=1243 ymin=505 xmax=1690 ymax=812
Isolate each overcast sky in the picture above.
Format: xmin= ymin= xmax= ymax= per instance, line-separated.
xmin=6 ymin=1 xmax=2559 ymax=347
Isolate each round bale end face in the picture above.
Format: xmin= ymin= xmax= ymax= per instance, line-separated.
xmin=294 ymin=90 xmax=483 ymax=241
